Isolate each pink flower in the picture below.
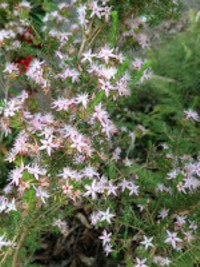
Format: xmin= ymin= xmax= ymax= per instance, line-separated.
xmin=158 ymin=208 xmax=169 ymax=219
xmin=53 ymin=219 xmax=68 ymax=235
xmin=28 ymin=113 xmax=44 ymax=132
xmin=127 ymin=182 xmax=139 ymax=196
xmin=106 ymin=181 xmax=118 ymax=196
xmin=62 ymin=181 xmax=73 ymax=196
xmin=81 ymin=166 xmax=99 ymax=179
xmin=9 ymin=165 xmax=24 ymax=186
xmin=27 ymin=163 xmax=47 ymax=180
xmin=89 ymin=1 xmax=103 ymax=19
xmin=132 ymin=58 xmax=144 ymax=70
xmin=176 ymin=182 xmax=187 ymax=193
xmin=4 ymin=99 xmax=21 ymax=117
xmin=101 ymin=121 xmax=117 ymax=138
xmin=139 ymin=68 xmax=152 ymax=83
xmin=81 ymin=49 xmax=95 ymax=64
xmin=51 ymin=98 xmax=75 ymax=112
xmin=13 ymin=131 xmax=29 ymax=155
xmin=38 ymin=127 xmax=54 ymax=139
xmin=0 ymin=196 xmax=9 ymax=213
xmin=77 ymin=5 xmax=88 ymax=25
xmin=175 ymin=215 xmax=186 ymax=227
xmin=189 ymin=220 xmax=198 ymax=231
xmin=98 ymin=45 xmax=115 ymax=64
xmin=99 ymin=79 xmax=115 ymax=97
xmin=71 ymin=134 xmax=87 ymax=153
xmin=39 ymin=136 xmax=58 ymax=156
xmin=92 ymin=103 xmax=109 ymax=124
xmin=164 ymin=230 xmax=182 ymax=249
xmin=102 ymin=6 xmax=112 ymax=22
xmin=135 ymin=33 xmax=150 ymax=48
xmin=104 ymin=243 xmax=113 ymax=256
xmin=184 ymin=231 xmax=195 ymax=243
xmin=58 ymin=167 xmax=78 ymax=180
xmin=101 ymin=0 xmax=109 ymax=5
xmin=3 ymin=63 xmax=19 ymax=74
xmin=118 ymin=178 xmax=130 ymax=192
xmin=35 ymin=186 xmax=50 ymax=204
xmin=99 ymin=229 xmax=112 ymax=246
xmin=112 ymin=147 xmax=121 ymax=161
xmin=90 ymin=211 xmax=101 ymax=226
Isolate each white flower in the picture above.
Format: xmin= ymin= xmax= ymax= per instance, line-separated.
xmin=0 ymin=235 xmax=11 ymax=250
xmin=81 ymin=49 xmax=95 ymax=64
xmin=0 ymin=196 xmax=8 ymax=213
xmin=135 ymin=257 xmax=148 ymax=267
xmin=77 ymin=5 xmax=88 ymax=25
xmin=100 ymin=208 xmax=115 ymax=224
xmin=75 ymin=93 xmax=89 ymax=108
xmin=140 ymin=236 xmax=154 ymax=250
xmin=184 ymin=109 xmax=199 ymax=122
xmin=6 ymin=198 xmax=17 ymax=213
xmin=19 ymin=1 xmax=32 ymax=9
xmin=153 ymin=256 xmax=171 ymax=266
xmin=84 ymin=179 xmax=99 ymax=199
xmin=106 ymin=181 xmax=118 ymax=196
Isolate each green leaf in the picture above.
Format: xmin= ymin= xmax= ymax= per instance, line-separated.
xmin=88 ymin=91 xmax=105 ymax=109
xmin=110 ymin=11 xmax=118 ymax=46
xmin=108 ymin=164 xmax=117 ymax=179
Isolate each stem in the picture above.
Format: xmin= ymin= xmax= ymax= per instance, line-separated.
xmin=78 ymin=33 xmax=87 ymax=58
xmin=0 ymin=234 xmax=19 ymax=266
xmin=11 ymin=228 xmax=29 ymax=267
xmin=88 ymin=24 xmax=105 ymax=48
xmin=78 ymin=20 xmax=94 ymax=58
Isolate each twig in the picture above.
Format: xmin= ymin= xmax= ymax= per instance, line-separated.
xmin=11 ymin=228 xmax=29 ymax=267
xmin=78 ymin=33 xmax=87 ymax=58
xmin=78 ymin=20 xmax=94 ymax=58
xmin=88 ymin=24 xmax=105 ymax=48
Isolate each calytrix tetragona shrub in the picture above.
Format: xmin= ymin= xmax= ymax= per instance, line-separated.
xmin=0 ymin=1 xmax=199 ymax=267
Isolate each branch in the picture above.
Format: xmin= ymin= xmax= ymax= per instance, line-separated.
xmin=11 ymin=228 xmax=29 ymax=267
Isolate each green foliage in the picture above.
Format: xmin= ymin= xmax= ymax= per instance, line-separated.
xmin=110 ymin=0 xmax=182 ymax=25
xmin=110 ymin=10 xmax=118 ymax=46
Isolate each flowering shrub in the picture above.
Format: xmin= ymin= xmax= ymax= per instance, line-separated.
xmin=0 ymin=1 xmax=200 ymax=267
